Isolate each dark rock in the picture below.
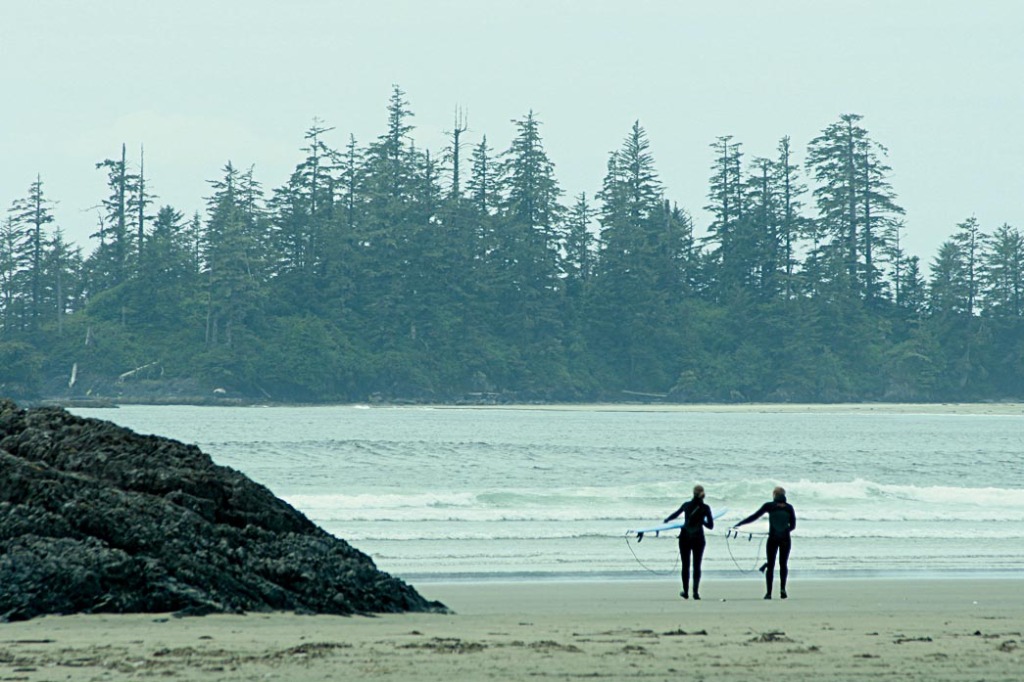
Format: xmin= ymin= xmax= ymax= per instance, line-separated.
xmin=0 ymin=398 xmax=445 ymax=621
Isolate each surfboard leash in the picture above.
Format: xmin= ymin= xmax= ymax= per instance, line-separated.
xmin=624 ymin=532 xmax=681 ymax=576
xmin=724 ymin=528 xmax=769 ymax=573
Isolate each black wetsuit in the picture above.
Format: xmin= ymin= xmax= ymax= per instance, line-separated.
xmin=737 ymin=498 xmax=796 ymax=597
xmin=664 ymin=499 xmax=714 ymax=598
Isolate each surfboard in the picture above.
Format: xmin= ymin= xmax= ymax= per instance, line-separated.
xmin=631 ymin=507 xmax=729 ymax=541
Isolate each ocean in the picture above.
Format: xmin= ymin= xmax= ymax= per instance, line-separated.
xmin=72 ymin=404 xmax=1024 ymax=583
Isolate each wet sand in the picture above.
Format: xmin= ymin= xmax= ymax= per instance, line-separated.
xmin=2 ymin=578 xmax=1021 ymax=681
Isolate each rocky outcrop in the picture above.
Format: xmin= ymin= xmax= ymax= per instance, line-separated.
xmin=0 ymin=399 xmax=444 ymax=621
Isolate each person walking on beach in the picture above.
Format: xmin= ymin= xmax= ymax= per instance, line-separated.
xmin=734 ymin=486 xmax=796 ymax=600
xmin=663 ymin=485 xmax=714 ymax=600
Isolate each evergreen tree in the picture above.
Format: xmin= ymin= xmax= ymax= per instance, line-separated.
xmin=6 ymin=175 xmax=55 ymax=332
xmin=183 ymin=211 xmax=203 ymax=275
xmin=497 ymin=113 xmax=565 ymax=302
xmin=703 ymin=135 xmax=745 ymax=294
xmin=312 ymin=133 xmax=363 ymax=320
xmin=0 ymin=217 xmax=27 ymax=335
xmin=773 ymin=136 xmax=808 ymax=299
xmin=492 ymin=110 xmax=567 ymax=390
xmin=880 ymin=218 xmax=910 ymax=307
xmin=202 ymin=163 xmax=267 ymax=350
xmin=498 ymin=110 xmax=565 ymax=279
xmin=926 ymin=236 xmax=990 ymax=399
xmin=356 ymin=86 xmax=426 ymax=353
xmin=806 ymin=114 xmax=903 ymax=300
xmin=952 ymin=216 xmax=983 ymax=316
xmin=444 ymin=109 xmax=469 ymax=204
xmin=40 ymin=227 xmax=82 ymax=336
xmin=269 ymin=121 xmax=337 ymax=279
xmin=661 ymin=200 xmax=698 ymax=295
xmin=137 ymin=205 xmax=197 ymax=330
xmin=742 ymin=156 xmax=782 ymax=297
xmin=981 ymin=223 xmax=1024 ymax=317
xmin=928 ymin=240 xmax=968 ymax=316
xmin=565 ymin=192 xmax=595 ymax=297
xmin=592 ymin=121 xmax=687 ymax=390
xmin=127 ymin=145 xmax=156 ymax=270
xmin=465 ymin=135 xmax=501 ymax=293
xmin=467 ymin=135 xmax=499 ymax=217
xmin=339 ymin=134 xmax=363 ymax=234
xmin=859 ymin=143 xmax=903 ymax=301
xmin=93 ymin=144 xmax=133 ymax=288
xmin=899 ymin=255 xmax=928 ymax=316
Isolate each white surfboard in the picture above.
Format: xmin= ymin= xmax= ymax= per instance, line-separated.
xmin=630 ymin=507 xmax=729 ymax=541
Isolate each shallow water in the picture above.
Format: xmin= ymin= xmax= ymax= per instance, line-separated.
xmin=73 ymin=405 xmax=1024 ymax=582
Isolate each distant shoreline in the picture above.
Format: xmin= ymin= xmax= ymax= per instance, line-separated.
xmin=54 ymin=399 xmax=1024 ymax=416
xmin=428 ymin=402 xmax=1024 ymax=415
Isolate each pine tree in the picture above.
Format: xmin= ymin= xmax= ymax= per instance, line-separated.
xmin=269 ymin=121 xmax=338 ymax=280
xmin=492 ymin=110 xmax=567 ymax=390
xmin=859 ymin=145 xmax=902 ymax=302
xmin=6 ymin=175 xmax=55 ymax=332
xmin=357 ymin=86 xmax=426 ymax=351
xmin=40 ymin=228 xmax=82 ymax=336
xmin=928 ymin=240 xmax=968 ymax=316
xmin=497 ymin=110 xmax=565 ymax=310
xmin=900 ymin=256 xmax=927 ymax=316
xmin=565 ymin=192 xmax=595 ymax=297
xmin=773 ymin=136 xmax=808 ymax=299
xmin=203 ymin=163 xmax=266 ymax=348
xmin=127 ymin=145 xmax=156 ymax=270
xmin=499 ymin=110 xmax=565 ymax=267
xmin=0 ymin=217 xmax=27 ymax=334
xmin=340 ymin=134 xmax=363 ymax=233
xmin=444 ymin=109 xmax=469 ymax=204
xmin=94 ymin=144 xmax=133 ymax=287
xmin=592 ymin=122 xmax=689 ymax=390
xmin=183 ymin=211 xmax=203 ymax=275
xmin=363 ymin=86 xmax=416 ymax=206
xmin=806 ymin=114 xmax=903 ymax=300
xmin=136 ymin=205 xmax=196 ymax=330
xmin=319 ymin=134 xmax=362 ymax=315
xmin=880 ymin=218 xmax=909 ymax=307
xmin=742 ymin=156 xmax=781 ymax=297
xmin=467 ymin=135 xmax=499 ymax=217
xmin=703 ymin=135 xmax=745 ymax=293
xmin=952 ymin=216 xmax=983 ymax=316
xmin=466 ymin=135 xmax=500 ymax=283
xmin=981 ymin=223 xmax=1024 ymax=317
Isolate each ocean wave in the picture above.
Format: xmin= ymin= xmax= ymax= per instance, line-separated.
xmin=770 ymin=478 xmax=1024 ymax=507
xmin=283 ymin=478 xmax=1024 ymax=523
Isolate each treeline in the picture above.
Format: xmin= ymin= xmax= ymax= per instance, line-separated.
xmin=2 ymin=87 xmax=1022 ymax=403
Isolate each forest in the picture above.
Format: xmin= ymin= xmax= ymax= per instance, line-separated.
xmin=2 ymin=87 xmax=1022 ymax=404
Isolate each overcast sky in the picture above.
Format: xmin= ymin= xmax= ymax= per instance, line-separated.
xmin=2 ymin=0 xmax=1022 ymax=265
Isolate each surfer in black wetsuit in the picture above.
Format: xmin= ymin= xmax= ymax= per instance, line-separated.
xmin=663 ymin=485 xmax=714 ymax=600
xmin=734 ymin=486 xmax=796 ymax=600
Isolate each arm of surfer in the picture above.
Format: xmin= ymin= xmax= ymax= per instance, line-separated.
xmin=732 ymin=503 xmax=769 ymax=529
xmin=663 ymin=503 xmax=685 ymax=524
xmin=788 ymin=504 xmax=796 ymax=532
xmin=704 ymin=505 xmax=714 ymax=530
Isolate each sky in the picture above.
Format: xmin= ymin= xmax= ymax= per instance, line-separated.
xmin=2 ymin=0 xmax=1022 ymax=266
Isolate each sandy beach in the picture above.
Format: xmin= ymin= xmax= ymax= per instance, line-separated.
xmin=2 ymin=578 xmax=1020 ymax=681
